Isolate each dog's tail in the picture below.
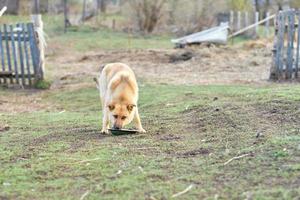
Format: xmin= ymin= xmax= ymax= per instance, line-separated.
xmin=93 ymin=77 xmax=100 ymax=90
xmin=94 ymin=64 xmax=106 ymax=90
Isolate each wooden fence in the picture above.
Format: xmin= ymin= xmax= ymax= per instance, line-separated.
xmin=218 ymin=11 xmax=274 ymax=37
xmin=0 ymin=22 xmax=42 ymax=87
xmin=270 ymin=10 xmax=300 ymax=80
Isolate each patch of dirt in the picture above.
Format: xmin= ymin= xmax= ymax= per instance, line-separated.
xmin=0 ymin=90 xmax=56 ymax=113
xmin=28 ymin=126 xmax=105 ymax=147
xmin=181 ymin=105 xmax=240 ymax=131
xmin=254 ymin=100 xmax=300 ymax=125
xmin=178 ymin=148 xmax=210 ymax=158
xmin=8 ymin=126 xmax=107 ymax=163
xmin=159 ymin=134 xmax=181 ymax=141
xmin=47 ymin=42 xmax=273 ymax=90
xmin=0 ymin=124 xmax=10 ymax=132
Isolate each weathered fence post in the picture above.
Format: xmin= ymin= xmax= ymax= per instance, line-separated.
xmin=270 ymin=10 xmax=300 ymax=81
xmin=244 ymin=12 xmax=249 ymax=28
xmin=255 ymin=12 xmax=259 ymax=37
xmin=265 ymin=12 xmax=270 ymax=36
xmin=296 ymin=11 xmax=300 ymax=78
xmin=237 ymin=11 xmax=241 ymax=31
xmin=286 ymin=10 xmax=295 ymax=79
xmin=230 ymin=10 xmax=234 ymax=30
xmin=31 ymin=14 xmax=45 ymax=81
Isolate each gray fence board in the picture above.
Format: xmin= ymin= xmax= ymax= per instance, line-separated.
xmin=16 ymin=24 xmax=26 ymax=86
xmin=0 ymin=27 xmax=6 ymax=84
xmin=9 ymin=25 xmax=19 ymax=84
xmin=0 ymin=22 xmax=42 ymax=87
xmin=271 ymin=10 xmax=300 ymax=80
xmin=276 ymin=12 xmax=285 ymax=77
xmin=296 ymin=13 xmax=300 ymax=78
xmin=22 ymin=23 xmax=32 ymax=86
xmin=3 ymin=24 xmax=13 ymax=84
xmin=286 ymin=10 xmax=295 ymax=79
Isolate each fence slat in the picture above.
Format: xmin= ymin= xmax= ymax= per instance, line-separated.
xmin=9 ymin=25 xmax=19 ymax=84
xmin=16 ymin=23 xmax=26 ymax=86
xmin=230 ymin=11 xmax=234 ymax=30
xmin=4 ymin=24 xmax=13 ymax=83
xmin=27 ymin=23 xmax=38 ymax=79
xmin=237 ymin=11 xmax=241 ymax=31
xmin=22 ymin=23 xmax=32 ymax=86
xmin=244 ymin=12 xmax=249 ymax=29
xmin=255 ymin=12 xmax=259 ymax=37
xmin=0 ymin=27 xmax=6 ymax=84
xmin=276 ymin=12 xmax=285 ymax=78
xmin=286 ymin=10 xmax=295 ymax=79
xmin=296 ymin=12 xmax=300 ymax=78
xmin=265 ymin=12 xmax=270 ymax=36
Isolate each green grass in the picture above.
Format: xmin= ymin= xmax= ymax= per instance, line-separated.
xmin=1 ymin=84 xmax=300 ymax=199
xmin=0 ymin=13 xmax=299 ymax=200
xmin=0 ymin=14 xmax=173 ymax=51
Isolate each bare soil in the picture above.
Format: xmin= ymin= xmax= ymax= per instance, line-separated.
xmin=47 ymin=40 xmax=274 ymax=90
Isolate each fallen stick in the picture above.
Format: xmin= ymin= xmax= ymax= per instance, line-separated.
xmin=172 ymin=184 xmax=194 ymax=198
xmin=76 ymin=158 xmax=102 ymax=164
xmin=80 ymin=190 xmax=90 ymax=200
xmin=223 ymin=153 xmax=251 ymax=166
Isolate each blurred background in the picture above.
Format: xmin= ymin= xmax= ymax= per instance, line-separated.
xmin=1 ymin=0 xmax=299 ymax=38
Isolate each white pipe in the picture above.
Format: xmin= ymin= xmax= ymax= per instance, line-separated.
xmin=229 ymin=14 xmax=276 ymax=38
xmin=0 ymin=6 xmax=7 ymax=17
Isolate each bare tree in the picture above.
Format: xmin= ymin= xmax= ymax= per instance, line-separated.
xmin=227 ymin=0 xmax=252 ymax=11
xmin=130 ymin=0 xmax=166 ymax=33
xmin=100 ymin=0 xmax=107 ymax=13
xmin=291 ymin=0 xmax=300 ymax=8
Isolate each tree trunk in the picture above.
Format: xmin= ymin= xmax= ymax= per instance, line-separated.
xmin=63 ymin=0 xmax=71 ymax=32
xmin=254 ymin=0 xmax=259 ymax=12
xmin=82 ymin=0 xmax=87 ymax=21
xmin=100 ymin=0 xmax=106 ymax=13
xmin=32 ymin=0 xmax=40 ymax=14
xmin=40 ymin=0 xmax=48 ymax=13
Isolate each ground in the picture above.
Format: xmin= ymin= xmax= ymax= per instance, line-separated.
xmin=0 ymin=16 xmax=300 ymax=200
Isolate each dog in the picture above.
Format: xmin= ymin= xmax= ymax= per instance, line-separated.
xmin=95 ymin=63 xmax=146 ymax=134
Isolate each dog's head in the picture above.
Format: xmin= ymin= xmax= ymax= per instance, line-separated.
xmin=107 ymin=103 xmax=136 ymax=129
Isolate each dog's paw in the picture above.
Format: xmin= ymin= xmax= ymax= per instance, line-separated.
xmin=137 ymin=128 xmax=146 ymax=133
xmin=101 ymin=129 xmax=109 ymax=134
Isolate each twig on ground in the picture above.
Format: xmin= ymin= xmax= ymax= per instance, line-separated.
xmin=75 ymin=158 xmax=102 ymax=164
xmin=134 ymin=147 xmax=158 ymax=150
xmin=58 ymin=110 xmax=66 ymax=114
xmin=171 ymin=184 xmax=194 ymax=198
xmin=80 ymin=190 xmax=90 ymax=200
xmin=150 ymin=196 xmax=157 ymax=200
xmin=115 ymin=170 xmax=122 ymax=175
xmin=138 ymin=166 xmax=144 ymax=173
xmin=223 ymin=153 xmax=251 ymax=166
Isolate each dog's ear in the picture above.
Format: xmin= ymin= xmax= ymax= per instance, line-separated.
xmin=127 ymin=104 xmax=136 ymax=112
xmin=108 ymin=104 xmax=115 ymax=111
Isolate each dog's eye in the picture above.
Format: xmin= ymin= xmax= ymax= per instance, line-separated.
xmin=121 ymin=116 xmax=126 ymax=120
xmin=113 ymin=115 xmax=118 ymax=119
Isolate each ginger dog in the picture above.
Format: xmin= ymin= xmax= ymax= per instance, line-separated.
xmin=95 ymin=63 xmax=145 ymax=134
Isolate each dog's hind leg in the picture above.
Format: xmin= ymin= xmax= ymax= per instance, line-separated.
xmin=133 ymin=108 xmax=146 ymax=133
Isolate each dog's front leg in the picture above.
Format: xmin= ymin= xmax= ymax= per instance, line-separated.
xmin=134 ymin=107 xmax=146 ymax=133
xmin=101 ymin=109 xmax=109 ymax=134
